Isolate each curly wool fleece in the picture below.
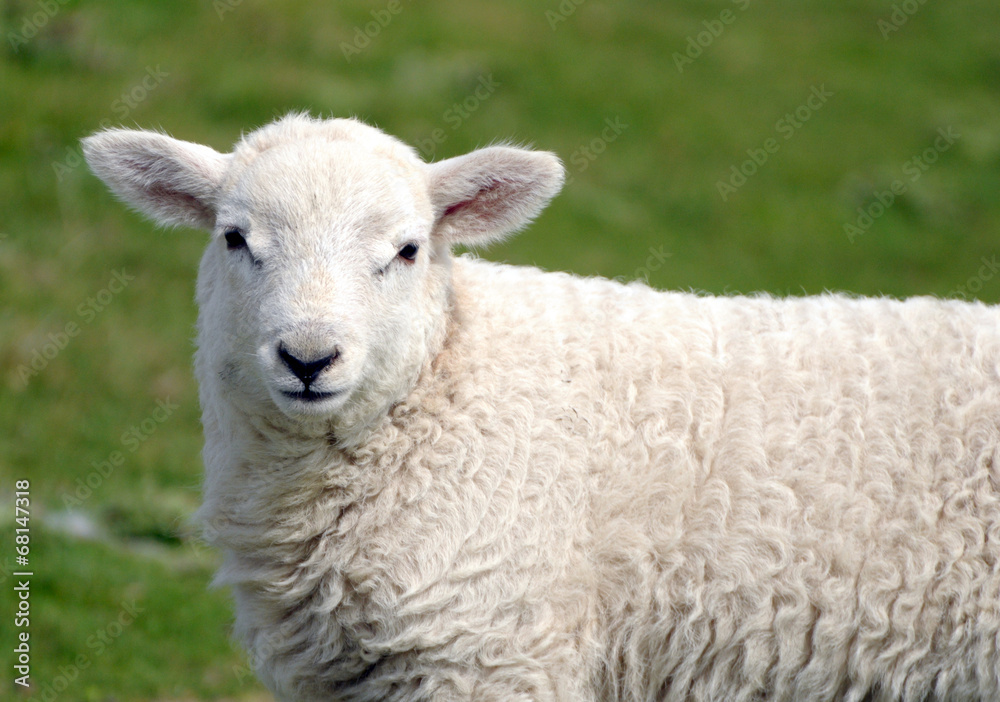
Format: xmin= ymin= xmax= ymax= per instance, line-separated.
xmin=83 ymin=114 xmax=1000 ymax=701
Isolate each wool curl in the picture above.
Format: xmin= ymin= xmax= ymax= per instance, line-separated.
xmin=84 ymin=115 xmax=1000 ymax=702
xmin=208 ymin=258 xmax=1000 ymax=701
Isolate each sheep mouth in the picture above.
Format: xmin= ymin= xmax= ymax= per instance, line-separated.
xmin=280 ymin=389 xmax=342 ymax=402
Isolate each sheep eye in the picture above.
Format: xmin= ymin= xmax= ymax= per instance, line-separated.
xmin=224 ymin=229 xmax=247 ymax=250
xmin=398 ymin=243 xmax=419 ymax=262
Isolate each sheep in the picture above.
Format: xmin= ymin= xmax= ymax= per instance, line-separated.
xmin=83 ymin=113 xmax=1000 ymax=702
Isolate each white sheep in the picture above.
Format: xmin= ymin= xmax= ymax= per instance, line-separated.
xmin=83 ymin=114 xmax=1000 ymax=702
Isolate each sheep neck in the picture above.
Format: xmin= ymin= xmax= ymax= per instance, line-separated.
xmin=195 ymin=255 xmax=456 ymax=560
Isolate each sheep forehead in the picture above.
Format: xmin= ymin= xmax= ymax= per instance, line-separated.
xmin=229 ymin=113 xmax=423 ymax=174
xmin=221 ymin=133 xmax=430 ymax=251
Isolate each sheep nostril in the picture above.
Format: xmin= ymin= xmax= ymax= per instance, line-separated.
xmin=278 ymin=343 xmax=340 ymax=385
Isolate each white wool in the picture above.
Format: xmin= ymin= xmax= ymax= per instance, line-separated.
xmin=84 ymin=114 xmax=1000 ymax=701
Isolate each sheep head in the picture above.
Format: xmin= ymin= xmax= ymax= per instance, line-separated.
xmin=83 ymin=114 xmax=563 ymax=432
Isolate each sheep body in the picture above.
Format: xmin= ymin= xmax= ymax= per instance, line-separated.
xmin=208 ymin=259 xmax=1000 ymax=701
xmin=82 ymin=115 xmax=1000 ymax=701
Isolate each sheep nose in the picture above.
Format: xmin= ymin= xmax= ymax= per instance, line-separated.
xmin=278 ymin=343 xmax=340 ymax=386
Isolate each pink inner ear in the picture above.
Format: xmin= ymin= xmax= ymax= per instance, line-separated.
xmin=443 ymin=200 xmax=471 ymax=218
xmin=430 ymin=149 xmax=563 ymax=244
xmin=149 ymin=183 xmax=216 ymax=223
xmin=441 ymin=179 xmax=507 ymax=220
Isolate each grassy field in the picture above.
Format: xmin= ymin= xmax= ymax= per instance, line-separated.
xmin=2 ymin=0 xmax=999 ymax=698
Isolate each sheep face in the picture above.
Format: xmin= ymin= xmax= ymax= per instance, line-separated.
xmin=210 ymin=137 xmax=438 ymax=420
xmin=83 ymin=114 xmax=564 ymax=429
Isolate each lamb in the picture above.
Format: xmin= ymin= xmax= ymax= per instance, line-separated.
xmin=83 ymin=113 xmax=1000 ymax=702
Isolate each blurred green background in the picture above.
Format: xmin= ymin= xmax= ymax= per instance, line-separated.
xmin=2 ymin=0 xmax=999 ymax=698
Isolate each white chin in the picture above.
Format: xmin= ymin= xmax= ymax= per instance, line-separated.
xmin=271 ymin=387 xmax=347 ymax=417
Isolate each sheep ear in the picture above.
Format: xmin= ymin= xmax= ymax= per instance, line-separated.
xmin=427 ymin=146 xmax=564 ymax=247
xmin=82 ymin=129 xmax=228 ymax=230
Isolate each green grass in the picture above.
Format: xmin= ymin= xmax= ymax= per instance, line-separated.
xmin=1 ymin=0 xmax=999 ymax=698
